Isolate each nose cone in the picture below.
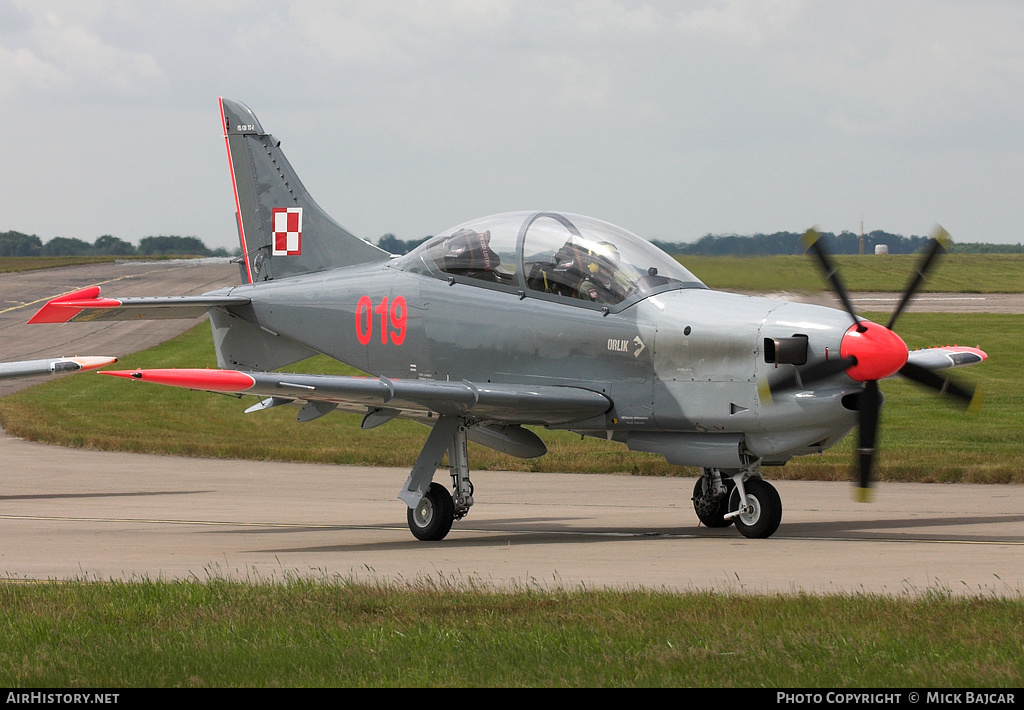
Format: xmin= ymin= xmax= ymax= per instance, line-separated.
xmin=840 ymin=321 xmax=908 ymax=381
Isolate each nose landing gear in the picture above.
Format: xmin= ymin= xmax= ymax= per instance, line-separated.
xmin=692 ymin=464 xmax=782 ymax=539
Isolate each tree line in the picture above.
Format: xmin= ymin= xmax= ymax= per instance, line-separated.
xmin=5 ymin=228 xmax=1019 ymax=259
xmin=377 ymin=230 xmax=1023 ymax=256
xmin=0 ymin=231 xmax=231 ymax=257
xmin=651 ymin=230 xmax=1024 ymax=256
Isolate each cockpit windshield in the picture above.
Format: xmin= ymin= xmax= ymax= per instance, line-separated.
xmin=395 ymin=211 xmax=705 ymax=308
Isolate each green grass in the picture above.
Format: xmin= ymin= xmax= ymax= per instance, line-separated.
xmin=1 ymin=577 xmax=1022 ymax=687
xmin=684 ymin=253 xmax=1024 ymax=292
xmin=0 ymin=311 xmax=1018 ymax=484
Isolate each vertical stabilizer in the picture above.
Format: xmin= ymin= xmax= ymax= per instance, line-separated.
xmin=220 ymin=98 xmax=390 ymax=284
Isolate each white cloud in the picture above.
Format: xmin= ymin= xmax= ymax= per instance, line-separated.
xmin=1 ymin=2 xmax=164 ymax=100
xmin=0 ymin=1 xmax=1022 ymax=246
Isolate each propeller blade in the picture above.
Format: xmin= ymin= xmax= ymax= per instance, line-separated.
xmin=802 ymin=228 xmax=865 ymax=332
xmin=762 ymin=356 xmax=857 ymax=402
xmin=885 ymin=226 xmax=951 ymax=331
xmin=898 ymin=361 xmax=983 ymax=411
xmin=854 ymin=380 xmax=881 ymax=502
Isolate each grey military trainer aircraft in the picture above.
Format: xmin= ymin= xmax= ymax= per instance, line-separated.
xmin=29 ymin=98 xmax=986 ymax=541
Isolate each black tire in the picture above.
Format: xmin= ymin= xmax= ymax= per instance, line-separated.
xmin=728 ymin=479 xmax=782 ymax=539
xmin=407 ymin=482 xmax=456 ymax=541
xmin=692 ymin=476 xmax=735 ymax=528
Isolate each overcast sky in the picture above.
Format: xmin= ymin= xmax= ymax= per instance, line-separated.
xmin=2 ymin=1 xmax=1022 ymax=251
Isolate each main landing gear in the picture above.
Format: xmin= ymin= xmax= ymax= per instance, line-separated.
xmin=399 ymin=415 xmax=474 ymax=541
xmin=400 ymin=417 xmax=783 ymax=542
xmin=692 ymin=463 xmax=782 ymax=538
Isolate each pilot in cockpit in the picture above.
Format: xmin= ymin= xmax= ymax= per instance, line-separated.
xmin=528 ymin=239 xmax=628 ymax=303
xmin=442 ymin=228 xmax=500 ymax=281
xmin=576 ymin=241 xmax=629 ymax=304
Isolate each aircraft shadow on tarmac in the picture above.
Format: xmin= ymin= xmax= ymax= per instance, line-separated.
xmin=771 ymin=514 xmax=1024 ymax=542
xmin=224 ymin=512 xmax=1024 ymax=556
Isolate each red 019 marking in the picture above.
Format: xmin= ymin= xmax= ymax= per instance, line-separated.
xmin=356 ymin=296 xmax=406 ymax=346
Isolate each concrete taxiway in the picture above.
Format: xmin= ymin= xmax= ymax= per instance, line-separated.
xmin=1 ymin=431 xmax=1022 ymax=595
xmin=0 ymin=261 xmax=1021 ymax=595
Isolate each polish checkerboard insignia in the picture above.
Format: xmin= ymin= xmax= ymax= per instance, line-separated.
xmin=272 ymin=207 xmax=302 ymax=255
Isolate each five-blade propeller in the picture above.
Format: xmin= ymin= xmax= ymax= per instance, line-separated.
xmin=766 ymin=226 xmax=982 ymax=500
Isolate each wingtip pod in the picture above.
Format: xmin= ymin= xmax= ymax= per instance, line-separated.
xmin=0 ymin=355 xmax=117 ymax=380
xmin=71 ymin=356 xmax=118 ymax=372
xmin=100 ymin=368 xmax=256 ymax=392
xmin=955 ymin=345 xmax=987 ymax=364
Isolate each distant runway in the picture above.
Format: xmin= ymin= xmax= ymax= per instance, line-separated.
xmin=0 ymin=262 xmax=1021 ymax=595
xmin=744 ymin=290 xmax=1024 ymax=315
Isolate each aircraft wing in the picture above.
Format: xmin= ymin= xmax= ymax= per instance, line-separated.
xmin=28 ymin=286 xmax=250 ymax=324
xmin=0 ymin=356 xmax=117 ymax=380
xmin=904 ymin=345 xmax=986 ymax=371
xmin=100 ymin=368 xmax=611 ymax=426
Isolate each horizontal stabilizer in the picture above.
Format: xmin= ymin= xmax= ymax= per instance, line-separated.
xmin=28 ymin=287 xmax=250 ymax=324
xmin=101 ymin=368 xmax=611 ymax=426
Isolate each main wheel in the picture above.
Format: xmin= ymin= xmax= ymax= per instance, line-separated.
xmin=728 ymin=479 xmax=782 ymax=539
xmin=692 ymin=476 xmax=735 ymax=528
xmin=407 ymin=482 xmax=456 ymax=541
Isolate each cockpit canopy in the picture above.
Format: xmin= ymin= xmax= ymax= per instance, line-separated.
xmin=395 ymin=211 xmax=705 ymax=310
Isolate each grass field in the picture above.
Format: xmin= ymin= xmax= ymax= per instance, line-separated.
xmin=2 ymin=578 xmax=1022 ymax=687
xmin=684 ymin=253 xmax=1024 ymax=292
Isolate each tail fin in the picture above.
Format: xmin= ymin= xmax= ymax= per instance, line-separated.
xmin=220 ymin=98 xmax=390 ymax=284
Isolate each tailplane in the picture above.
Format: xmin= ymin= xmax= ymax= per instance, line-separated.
xmin=220 ymin=98 xmax=390 ymax=283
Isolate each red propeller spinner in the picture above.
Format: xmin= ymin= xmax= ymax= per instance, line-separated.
xmin=839 ymin=320 xmax=908 ymax=382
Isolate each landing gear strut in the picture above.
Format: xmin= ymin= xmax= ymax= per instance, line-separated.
xmin=399 ymin=415 xmax=475 ymax=541
xmin=692 ymin=468 xmax=735 ymax=528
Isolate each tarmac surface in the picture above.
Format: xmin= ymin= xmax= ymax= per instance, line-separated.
xmin=0 ymin=261 xmax=1021 ymax=595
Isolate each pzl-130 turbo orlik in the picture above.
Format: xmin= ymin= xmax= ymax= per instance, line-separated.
xmin=30 ymin=99 xmax=986 ymax=541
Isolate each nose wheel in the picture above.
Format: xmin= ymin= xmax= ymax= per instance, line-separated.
xmin=727 ymin=478 xmax=782 ymax=539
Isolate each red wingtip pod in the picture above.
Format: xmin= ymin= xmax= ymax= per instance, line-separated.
xmin=100 ymin=368 xmax=256 ymax=392
xmin=28 ymin=287 xmax=121 ymax=324
xmin=944 ymin=345 xmax=988 ymax=363
xmin=839 ymin=321 xmax=909 ymax=382
xmin=71 ymin=356 xmax=119 ymax=372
